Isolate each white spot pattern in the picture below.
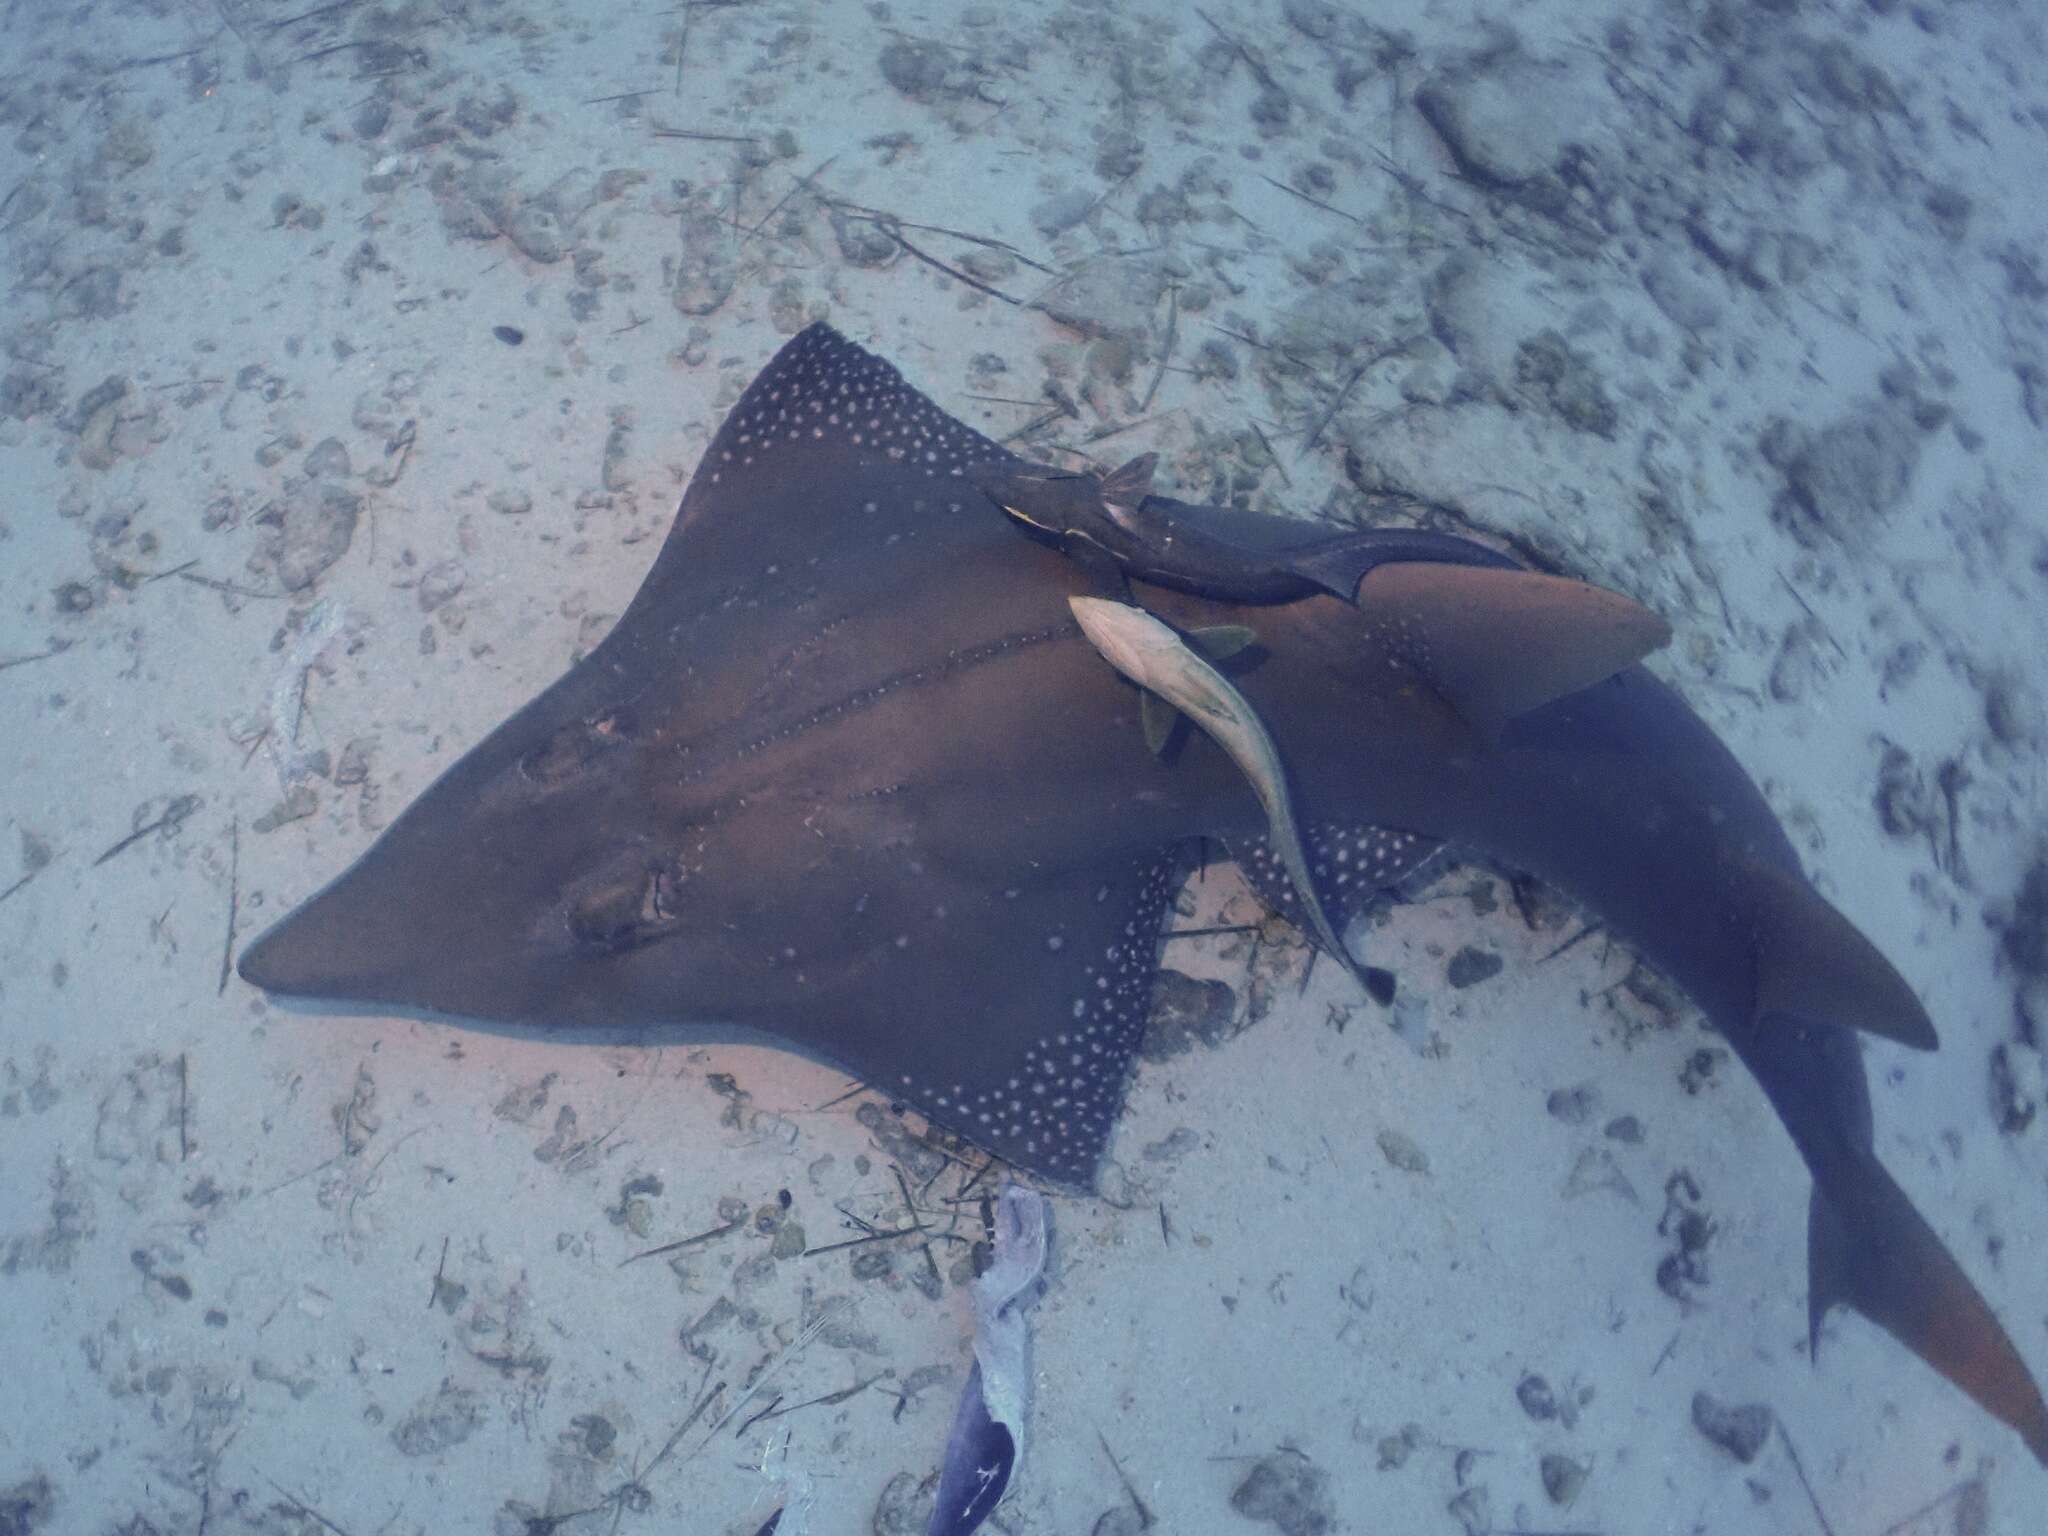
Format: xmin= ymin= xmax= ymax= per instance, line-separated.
xmin=894 ymin=852 xmax=1185 ymax=1188
xmin=1232 ymin=822 xmax=1445 ymax=936
xmin=703 ymin=322 xmax=1014 ymax=489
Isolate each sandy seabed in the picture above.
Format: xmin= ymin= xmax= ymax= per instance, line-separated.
xmin=2 ymin=2 xmax=2046 ymax=1533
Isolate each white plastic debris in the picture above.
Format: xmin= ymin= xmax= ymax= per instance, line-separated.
xmin=927 ymin=1184 xmax=1051 ymax=1536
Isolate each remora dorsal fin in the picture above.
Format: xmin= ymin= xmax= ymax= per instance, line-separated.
xmin=1099 ymin=453 xmax=1158 ymax=511
xmin=1354 ymin=562 xmax=1672 ymax=739
xmin=1747 ymin=860 xmax=1938 ymax=1049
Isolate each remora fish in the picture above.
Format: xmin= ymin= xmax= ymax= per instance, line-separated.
xmin=968 ymin=450 xmax=1493 ymax=603
xmin=237 ymin=323 xmax=2047 ymax=1463
xmin=1067 ymin=593 xmax=1372 ymax=998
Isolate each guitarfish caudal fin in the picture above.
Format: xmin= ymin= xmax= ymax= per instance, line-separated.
xmin=1808 ymin=1148 xmax=2048 ymax=1462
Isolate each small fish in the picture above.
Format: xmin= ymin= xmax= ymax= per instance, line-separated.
xmin=969 ymin=451 xmax=1495 ymax=604
xmin=1068 ymin=593 xmax=1377 ymax=1000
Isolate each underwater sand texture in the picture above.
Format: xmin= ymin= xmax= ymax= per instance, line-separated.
xmin=2 ymin=1 xmax=2046 ymax=1532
